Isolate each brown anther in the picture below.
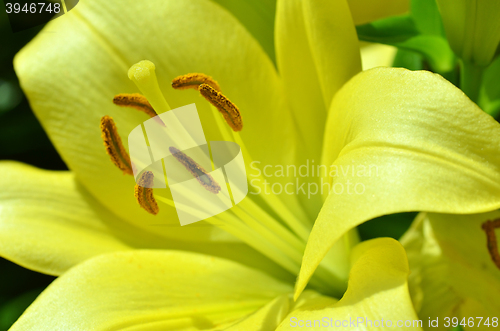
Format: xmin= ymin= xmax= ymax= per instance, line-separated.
xmin=172 ymin=73 xmax=221 ymax=92
xmin=100 ymin=116 xmax=133 ymax=175
xmin=113 ymin=93 xmax=157 ymax=118
xmin=134 ymin=171 xmax=159 ymax=215
xmin=481 ymin=219 xmax=500 ymax=270
xmin=169 ymin=146 xmax=221 ymax=194
xmin=198 ymin=84 xmax=243 ymax=132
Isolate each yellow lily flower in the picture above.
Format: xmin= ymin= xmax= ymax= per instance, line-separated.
xmin=9 ymin=0 xmax=364 ymax=294
xmin=4 ymin=0 xmax=500 ymax=328
xmin=401 ymin=212 xmax=500 ymax=329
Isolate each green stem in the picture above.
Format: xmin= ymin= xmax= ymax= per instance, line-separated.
xmin=460 ymin=60 xmax=484 ymax=103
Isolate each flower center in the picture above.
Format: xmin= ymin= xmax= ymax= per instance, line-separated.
xmin=99 ymin=60 xmax=346 ymax=296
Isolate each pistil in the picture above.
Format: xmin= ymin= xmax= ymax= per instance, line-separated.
xmin=128 ymin=60 xmax=171 ymax=114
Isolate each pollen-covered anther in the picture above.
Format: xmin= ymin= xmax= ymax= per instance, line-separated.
xmin=113 ymin=93 xmax=157 ymax=118
xmin=169 ymin=146 xmax=221 ymax=194
xmin=481 ymin=219 xmax=500 ymax=270
xmin=172 ymin=73 xmax=221 ymax=92
xmin=134 ymin=171 xmax=159 ymax=215
xmin=198 ymin=83 xmax=243 ymax=132
xmin=100 ymin=116 xmax=133 ymax=175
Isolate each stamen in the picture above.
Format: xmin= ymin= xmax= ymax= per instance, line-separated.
xmin=481 ymin=219 xmax=500 ymax=270
xmin=128 ymin=60 xmax=171 ymax=114
xmin=134 ymin=171 xmax=159 ymax=215
xmin=172 ymin=73 xmax=221 ymax=92
xmin=100 ymin=116 xmax=133 ymax=175
xmin=113 ymin=93 xmax=157 ymax=118
xmin=169 ymin=146 xmax=221 ymax=194
xmin=198 ymin=83 xmax=243 ymax=132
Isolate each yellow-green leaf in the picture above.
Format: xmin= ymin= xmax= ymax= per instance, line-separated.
xmin=436 ymin=0 xmax=500 ymax=66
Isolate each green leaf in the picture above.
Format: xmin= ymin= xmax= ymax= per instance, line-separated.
xmin=356 ymin=14 xmax=419 ymax=43
xmin=398 ymin=35 xmax=455 ymax=72
xmin=0 ymin=80 xmax=22 ymax=115
xmin=357 ymin=212 xmax=417 ymax=241
xmin=411 ymin=0 xmax=445 ymax=36
xmin=0 ymin=288 xmax=44 ymax=330
xmin=392 ymin=49 xmax=424 ymax=70
xmin=356 ymin=14 xmax=455 ymax=73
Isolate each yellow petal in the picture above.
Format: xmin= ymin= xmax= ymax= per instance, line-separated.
xmin=275 ymin=0 xmax=362 ymax=217
xmin=0 ymin=162 xmax=294 ymax=282
xmin=227 ymin=290 xmax=339 ymax=330
xmin=436 ymin=0 xmax=500 ymax=66
xmin=401 ymin=212 xmax=500 ymax=326
xmin=278 ymin=238 xmax=422 ymax=330
xmin=275 ymin=0 xmax=361 ymax=161
xmin=360 ymin=42 xmax=398 ymax=71
xmin=225 ymin=294 xmax=291 ymax=330
xmin=295 ymin=67 xmax=500 ymax=297
xmin=348 ymin=0 xmax=410 ymax=25
xmin=14 ymin=0 xmax=294 ymax=240
xmin=10 ymin=250 xmax=292 ymax=330
xmin=0 ymin=162 xmax=132 ymax=275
